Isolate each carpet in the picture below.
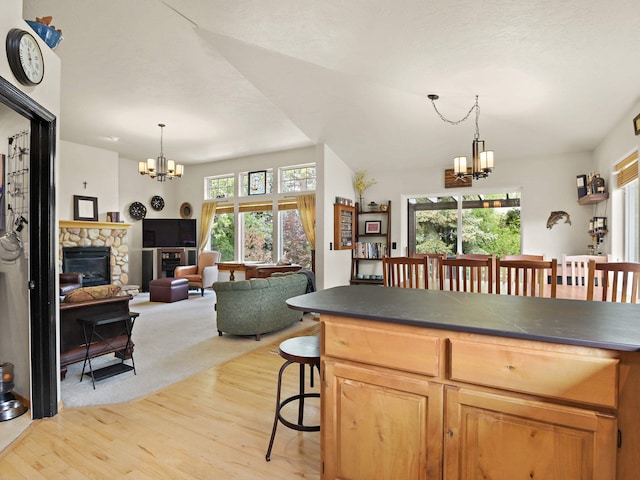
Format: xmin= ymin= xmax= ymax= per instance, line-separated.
xmin=60 ymin=291 xmax=318 ymax=408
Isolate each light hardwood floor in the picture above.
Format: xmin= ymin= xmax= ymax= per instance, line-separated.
xmin=0 ymin=331 xmax=321 ymax=479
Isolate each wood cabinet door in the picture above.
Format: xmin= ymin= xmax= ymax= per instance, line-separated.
xmin=444 ymin=386 xmax=617 ymax=480
xmin=322 ymin=359 xmax=443 ymax=480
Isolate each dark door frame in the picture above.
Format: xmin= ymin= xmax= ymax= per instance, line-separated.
xmin=0 ymin=76 xmax=57 ymax=418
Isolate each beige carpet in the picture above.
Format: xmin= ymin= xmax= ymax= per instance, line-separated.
xmin=60 ymin=291 xmax=318 ymax=407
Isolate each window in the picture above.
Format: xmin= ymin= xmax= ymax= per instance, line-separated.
xmin=280 ymin=164 xmax=316 ymax=192
xmin=280 ymin=203 xmax=312 ymax=268
xmin=408 ymin=192 xmax=521 ymax=256
xmin=210 ymin=211 xmax=235 ymax=262
xmin=242 ymin=209 xmax=273 ymax=262
xmin=624 ymin=179 xmax=638 ymax=262
xmin=241 ymin=170 xmax=273 ymax=196
xmin=617 ymin=151 xmax=639 ymax=262
xmin=205 ymin=174 xmax=235 ymax=199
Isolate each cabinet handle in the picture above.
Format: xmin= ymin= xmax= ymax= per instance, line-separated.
xmin=447 ymin=429 xmax=454 ymax=437
xmin=506 ymin=365 xmax=515 ymax=370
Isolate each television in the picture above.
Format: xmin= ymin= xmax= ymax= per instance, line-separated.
xmin=142 ymin=218 xmax=197 ymax=248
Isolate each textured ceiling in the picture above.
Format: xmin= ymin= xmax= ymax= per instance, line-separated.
xmin=22 ymin=0 xmax=640 ymax=172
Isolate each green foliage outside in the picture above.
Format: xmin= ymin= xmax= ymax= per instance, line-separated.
xmin=244 ymin=211 xmax=273 ymax=262
xmin=210 ymin=213 xmax=235 ymax=261
xmin=281 ymin=210 xmax=312 ymax=268
xmin=415 ymin=207 xmax=520 ymax=257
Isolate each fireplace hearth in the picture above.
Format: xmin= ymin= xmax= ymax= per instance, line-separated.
xmin=62 ymin=247 xmax=111 ymax=286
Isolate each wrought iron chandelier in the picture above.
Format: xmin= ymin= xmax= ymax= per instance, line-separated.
xmin=427 ymin=94 xmax=494 ymax=180
xmin=138 ymin=124 xmax=184 ymax=182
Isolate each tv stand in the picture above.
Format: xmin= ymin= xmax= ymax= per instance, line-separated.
xmin=157 ymin=248 xmax=185 ymax=278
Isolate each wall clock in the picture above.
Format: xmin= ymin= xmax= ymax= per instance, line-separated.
xmin=128 ymin=201 xmax=147 ymax=220
xmin=150 ymin=195 xmax=165 ymax=211
xmin=6 ymin=28 xmax=45 ymax=86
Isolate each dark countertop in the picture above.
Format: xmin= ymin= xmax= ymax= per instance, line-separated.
xmin=287 ymin=286 xmax=640 ymax=351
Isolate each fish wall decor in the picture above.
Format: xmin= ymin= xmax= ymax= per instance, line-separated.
xmin=546 ymin=211 xmax=572 ymax=229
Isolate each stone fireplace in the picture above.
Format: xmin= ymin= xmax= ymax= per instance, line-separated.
xmin=59 ymin=221 xmax=131 ymax=286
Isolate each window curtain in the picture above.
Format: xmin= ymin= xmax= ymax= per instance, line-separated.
xmin=198 ymin=201 xmax=217 ymax=253
xmin=296 ymin=194 xmax=316 ymax=271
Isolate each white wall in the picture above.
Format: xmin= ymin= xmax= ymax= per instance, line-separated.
xmin=58 ymin=141 xmax=120 ymax=220
xmin=317 ymin=144 xmax=355 ymax=288
xmin=593 ymin=99 xmax=640 ymax=261
xmin=360 ymin=150 xmax=594 ymax=261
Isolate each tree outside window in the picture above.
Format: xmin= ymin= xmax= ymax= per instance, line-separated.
xmin=243 ymin=210 xmax=273 ymax=262
xmin=280 ymin=209 xmax=311 ymax=268
xmin=210 ymin=212 xmax=235 ymax=261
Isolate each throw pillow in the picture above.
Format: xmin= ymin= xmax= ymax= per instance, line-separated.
xmin=62 ymin=285 xmax=121 ymax=303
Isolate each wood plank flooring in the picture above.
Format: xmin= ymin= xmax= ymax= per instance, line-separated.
xmin=0 ymin=332 xmax=321 ymax=479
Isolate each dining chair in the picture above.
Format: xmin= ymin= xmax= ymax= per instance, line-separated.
xmin=441 ymin=257 xmax=494 ymax=293
xmin=501 ymin=254 xmax=544 ymax=261
xmin=496 ymin=258 xmax=558 ymax=298
xmin=561 ymin=254 xmax=607 ymax=287
xmin=586 ymin=260 xmax=640 ymax=303
xmin=411 ymin=253 xmax=445 ymax=289
xmin=382 ymin=256 xmax=428 ymax=289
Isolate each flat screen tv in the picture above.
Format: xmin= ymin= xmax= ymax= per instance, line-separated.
xmin=142 ymin=218 xmax=197 ymax=248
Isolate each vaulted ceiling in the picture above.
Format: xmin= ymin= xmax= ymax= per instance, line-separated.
xmin=22 ymin=0 xmax=640 ymax=172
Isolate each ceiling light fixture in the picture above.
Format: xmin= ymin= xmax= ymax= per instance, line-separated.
xmin=138 ymin=123 xmax=184 ymax=182
xmin=427 ymin=94 xmax=494 ymax=180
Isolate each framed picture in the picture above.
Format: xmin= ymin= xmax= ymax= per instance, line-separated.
xmin=364 ymin=220 xmax=382 ymax=234
xmin=634 ymin=112 xmax=640 ymax=136
xmin=248 ymin=170 xmax=266 ymax=195
xmin=444 ymin=168 xmax=472 ymax=188
xmin=73 ymin=195 xmax=98 ymax=221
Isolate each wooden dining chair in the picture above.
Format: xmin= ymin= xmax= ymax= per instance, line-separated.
xmin=562 ymin=254 xmax=607 ymax=287
xmin=496 ymin=259 xmax=558 ymax=298
xmin=587 ymin=260 xmax=640 ymax=303
xmin=382 ymin=256 xmax=428 ymax=289
xmin=441 ymin=257 xmax=494 ymax=293
xmin=411 ymin=253 xmax=445 ymax=289
xmin=501 ymin=254 xmax=544 ymax=261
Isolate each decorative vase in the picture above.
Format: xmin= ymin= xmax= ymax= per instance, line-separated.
xmin=359 ymin=196 xmax=364 ymax=212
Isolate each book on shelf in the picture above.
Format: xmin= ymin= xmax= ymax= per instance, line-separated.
xmin=353 ymin=242 xmax=387 ymax=259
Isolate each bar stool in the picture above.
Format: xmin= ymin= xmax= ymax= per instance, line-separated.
xmin=266 ymin=335 xmax=320 ymax=461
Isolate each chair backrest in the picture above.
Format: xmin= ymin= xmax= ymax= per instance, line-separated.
xmin=411 ymin=253 xmax=445 ymax=289
xmin=561 ymin=254 xmax=607 ymax=287
xmin=497 ymin=259 xmax=558 ymax=298
xmin=587 ymin=260 xmax=640 ymax=303
xmin=198 ymin=251 xmax=221 ymax=272
xmin=441 ymin=257 xmax=494 ymax=293
xmin=383 ymin=256 xmax=428 ymax=289
xmin=501 ymin=254 xmax=544 ymax=261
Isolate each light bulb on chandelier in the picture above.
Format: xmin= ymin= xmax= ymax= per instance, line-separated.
xmin=427 ymin=94 xmax=494 ymax=180
xmin=138 ymin=123 xmax=184 ymax=182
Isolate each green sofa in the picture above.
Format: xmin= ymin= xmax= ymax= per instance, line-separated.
xmin=212 ymin=273 xmax=308 ymax=340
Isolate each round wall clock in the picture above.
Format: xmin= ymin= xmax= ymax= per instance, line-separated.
xmin=180 ymin=202 xmax=193 ymax=219
xmin=150 ymin=195 xmax=165 ymax=211
xmin=6 ymin=28 xmax=45 ymax=86
xmin=128 ymin=201 xmax=147 ymax=220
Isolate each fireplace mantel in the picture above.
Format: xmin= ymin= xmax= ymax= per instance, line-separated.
xmin=59 ymin=220 xmax=132 ymax=229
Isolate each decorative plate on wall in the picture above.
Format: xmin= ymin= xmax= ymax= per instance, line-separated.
xmin=129 ymin=201 xmax=147 ymax=220
xmin=180 ymin=202 xmax=193 ymax=219
xmin=151 ymin=195 xmax=165 ymax=211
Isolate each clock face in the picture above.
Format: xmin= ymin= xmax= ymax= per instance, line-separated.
xmin=6 ymin=29 xmax=44 ymax=86
xmin=150 ymin=195 xmax=165 ymax=211
xmin=129 ymin=201 xmax=147 ymax=220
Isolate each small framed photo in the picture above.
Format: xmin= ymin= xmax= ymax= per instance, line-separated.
xmin=248 ymin=170 xmax=267 ymax=195
xmin=73 ymin=195 xmax=98 ymax=221
xmin=634 ymin=112 xmax=640 ymax=136
xmin=364 ymin=220 xmax=382 ymax=234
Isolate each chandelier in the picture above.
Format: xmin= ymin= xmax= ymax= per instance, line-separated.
xmin=138 ymin=124 xmax=184 ymax=182
xmin=427 ymin=94 xmax=494 ymax=180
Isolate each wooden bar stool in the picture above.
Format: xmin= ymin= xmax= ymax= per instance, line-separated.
xmin=266 ymin=335 xmax=320 ymax=461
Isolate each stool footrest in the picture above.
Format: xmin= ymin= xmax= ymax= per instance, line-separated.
xmin=277 ymin=393 xmax=321 ymax=432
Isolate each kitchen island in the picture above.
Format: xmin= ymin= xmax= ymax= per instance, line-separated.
xmin=287 ymin=286 xmax=640 ymax=480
